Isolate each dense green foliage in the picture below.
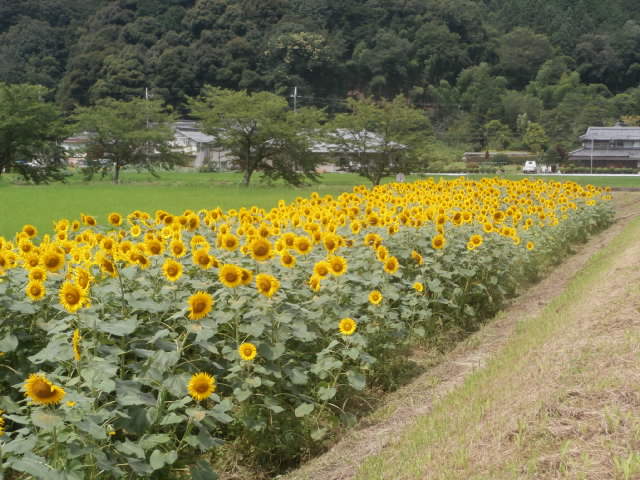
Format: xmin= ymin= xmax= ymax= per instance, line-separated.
xmin=73 ymin=97 xmax=185 ymax=183
xmin=0 ymin=83 xmax=69 ymax=183
xmin=2 ymin=0 xmax=640 ymax=154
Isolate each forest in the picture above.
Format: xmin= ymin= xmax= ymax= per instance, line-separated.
xmin=3 ymin=0 xmax=640 ymax=158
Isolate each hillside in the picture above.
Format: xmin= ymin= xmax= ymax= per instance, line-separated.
xmin=3 ymin=0 xmax=640 ymax=152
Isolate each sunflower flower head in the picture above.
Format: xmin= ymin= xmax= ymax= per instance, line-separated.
xmin=188 ymin=372 xmax=216 ymax=402
xmin=24 ymin=373 xmax=66 ymax=405
xmin=339 ymin=317 xmax=357 ymax=335
xmin=238 ymin=342 xmax=257 ymax=361
xmin=187 ymin=291 xmax=214 ymax=321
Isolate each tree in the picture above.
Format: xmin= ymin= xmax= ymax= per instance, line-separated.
xmin=189 ymin=86 xmax=326 ymax=187
xmin=0 ymin=83 xmax=68 ymax=183
xmin=73 ymin=97 xmax=184 ymax=183
xmin=484 ymin=120 xmax=512 ymax=150
xmin=496 ymin=28 xmax=554 ymax=88
xmin=329 ymin=95 xmax=431 ymax=185
xmin=523 ymin=122 xmax=549 ymax=159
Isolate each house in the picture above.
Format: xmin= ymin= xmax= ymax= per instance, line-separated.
xmin=310 ymin=129 xmax=406 ymax=173
xmin=172 ymin=120 xmax=234 ymax=171
xmin=569 ymin=123 xmax=640 ymax=169
xmin=61 ymin=133 xmax=91 ymax=167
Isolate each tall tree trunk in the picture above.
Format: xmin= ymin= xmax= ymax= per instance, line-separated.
xmin=241 ymin=140 xmax=252 ymax=187
xmin=113 ymin=162 xmax=120 ymax=184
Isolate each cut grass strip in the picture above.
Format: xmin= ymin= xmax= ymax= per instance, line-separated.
xmin=355 ymin=214 xmax=640 ymax=480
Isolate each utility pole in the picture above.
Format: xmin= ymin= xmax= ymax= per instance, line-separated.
xmin=291 ymin=86 xmax=298 ymax=113
xmin=590 ymin=136 xmax=594 ymax=175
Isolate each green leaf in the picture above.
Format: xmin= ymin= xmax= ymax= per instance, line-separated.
xmin=140 ymin=434 xmax=171 ymax=450
xmin=9 ymin=301 xmax=37 ymax=315
xmin=28 ymin=336 xmax=73 ymax=364
xmin=294 ymin=403 xmax=314 ymax=417
xmin=149 ymin=449 xmax=177 ymax=470
xmin=76 ymin=417 xmax=107 ymax=440
xmin=190 ymin=459 xmax=219 ymax=480
xmin=311 ymin=427 xmax=328 ymax=441
xmin=318 ymin=386 xmax=337 ymax=401
xmin=159 ymin=412 xmax=184 ymax=426
xmin=96 ymin=317 xmax=138 ymax=336
xmin=261 ymin=342 xmax=286 ymax=361
xmin=0 ymin=333 xmax=18 ymax=352
xmin=116 ymin=380 xmax=155 ymax=406
xmin=31 ymin=411 xmax=63 ymax=431
xmin=287 ymin=367 xmax=309 ymax=385
xmin=233 ymin=388 xmax=252 ymax=402
xmin=116 ymin=440 xmax=145 ymax=459
xmin=263 ymin=396 xmax=284 ymax=413
xmin=347 ymin=370 xmax=366 ymax=391
xmin=10 ymin=454 xmax=60 ymax=479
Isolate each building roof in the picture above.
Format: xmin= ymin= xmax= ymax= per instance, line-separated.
xmin=310 ymin=129 xmax=405 ymax=153
xmin=175 ymin=128 xmax=215 ymax=144
xmin=580 ymin=126 xmax=640 ymax=141
xmin=569 ymin=148 xmax=640 ymax=159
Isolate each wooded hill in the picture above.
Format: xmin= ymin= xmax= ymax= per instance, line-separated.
xmin=3 ymin=0 xmax=640 ymax=153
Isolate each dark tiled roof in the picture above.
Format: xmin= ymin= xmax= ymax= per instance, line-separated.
xmin=569 ymin=148 xmax=640 ymax=159
xmin=580 ymin=127 xmax=640 ymax=141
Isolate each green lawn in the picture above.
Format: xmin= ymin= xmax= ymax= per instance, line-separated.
xmin=1 ymin=170 xmax=638 ymax=238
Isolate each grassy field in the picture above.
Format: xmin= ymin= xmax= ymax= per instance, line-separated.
xmin=1 ymin=170 xmax=639 ymax=238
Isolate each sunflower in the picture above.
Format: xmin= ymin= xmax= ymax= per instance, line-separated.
xmin=471 ymin=234 xmax=483 ymax=246
xmin=368 ymin=290 xmax=383 ymax=305
xmin=240 ymin=268 xmax=253 ymax=286
xmin=294 ymin=236 xmax=313 ymax=255
xmin=313 ymin=260 xmax=330 ymax=278
xmin=221 ymin=233 xmax=240 ymax=251
xmin=308 ymin=274 xmax=322 ymax=292
xmin=192 ymin=248 xmax=212 ymax=269
xmin=170 ymin=239 xmax=187 ymax=258
xmin=72 ymin=329 xmax=81 ymax=361
xmin=22 ymin=224 xmax=37 ymax=238
xmin=328 ymin=256 xmax=347 ymax=276
xmin=238 ymin=342 xmax=257 ymax=361
xmin=338 ymin=317 xmax=357 ymax=335
xmin=280 ymin=251 xmax=296 ymax=268
xmin=99 ymin=255 xmax=118 ymax=277
xmin=323 ymin=233 xmax=341 ymax=253
xmin=411 ymin=250 xmax=423 ymax=265
xmin=376 ymin=248 xmax=397 ymax=271
xmin=413 ymin=282 xmax=424 ymax=292
xmin=28 ymin=266 xmax=47 ymax=282
xmin=431 ymin=234 xmax=446 ymax=250
xmin=24 ymin=373 xmax=65 ymax=405
xmin=0 ymin=411 xmax=4 ymax=436
xmin=59 ymin=281 xmax=88 ymax=313
xmin=162 ymin=259 xmax=183 ymax=282
xmin=187 ymin=291 xmax=214 ymax=321
xmin=255 ymin=273 xmax=280 ymax=297
xmin=526 ymin=241 xmax=535 ymax=251
xmin=219 ymin=264 xmax=242 ymax=288
xmin=145 ymin=239 xmax=164 ymax=256
xmin=42 ymin=249 xmax=64 ymax=273
xmin=25 ymin=281 xmax=46 ymax=301
xmin=108 ymin=212 xmax=123 ymax=226
xmin=130 ymin=225 xmax=142 ymax=237
xmin=249 ymin=237 xmax=272 ymax=261
xmin=376 ymin=245 xmax=389 ymax=261
xmin=188 ymin=372 xmax=216 ymax=401
xmin=75 ymin=268 xmax=93 ymax=290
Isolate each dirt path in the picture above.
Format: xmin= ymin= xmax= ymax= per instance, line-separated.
xmin=283 ymin=193 xmax=640 ymax=480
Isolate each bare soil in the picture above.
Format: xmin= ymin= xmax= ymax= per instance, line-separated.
xmin=283 ymin=192 xmax=640 ymax=480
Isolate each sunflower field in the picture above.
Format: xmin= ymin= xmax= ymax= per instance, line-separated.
xmin=0 ymin=177 xmax=613 ymax=479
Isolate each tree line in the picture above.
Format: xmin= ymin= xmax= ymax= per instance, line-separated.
xmin=3 ymin=0 xmax=640 ymax=167
xmin=0 ymin=83 xmax=429 ymax=186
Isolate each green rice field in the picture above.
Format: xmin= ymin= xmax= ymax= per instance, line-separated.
xmin=1 ymin=170 xmax=638 ymax=238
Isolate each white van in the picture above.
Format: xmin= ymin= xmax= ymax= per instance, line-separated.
xmin=522 ymin=160 xmax=537 ymax=174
